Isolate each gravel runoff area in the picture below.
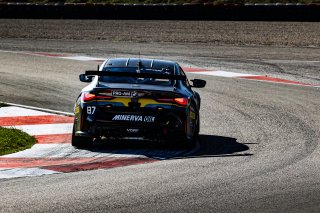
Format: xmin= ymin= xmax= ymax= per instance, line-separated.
xmin=1 ymin=20 xmax=320 ymax=47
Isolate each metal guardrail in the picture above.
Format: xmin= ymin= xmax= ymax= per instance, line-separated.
xmin=0 ymin=3 xmax=319 ymax=21
xmin=1 ymin=2 xmax=320 ymax=6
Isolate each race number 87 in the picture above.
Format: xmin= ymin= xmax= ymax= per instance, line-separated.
xmin=87 ymin=106 xmax=96 ymax=114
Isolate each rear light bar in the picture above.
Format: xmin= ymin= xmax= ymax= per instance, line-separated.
xmin=82 ymin=92 xmax=113 ymax=102
xmin=156 ymin=97 xmax=189 ymax=106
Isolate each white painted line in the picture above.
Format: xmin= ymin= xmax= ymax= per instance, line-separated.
xmin=0 ymin=168 xmax=60 ymax=179
xmin=1 ymin=144 xmax=112 ymax=158
xmin=191 ymin=70 xmax=259 ymax=78
xmin=265 ymin=59 xmax=320 ymax=64
xmin=3 ymin=102 xmax=74 ymax=116
xmin=1 ymin=144 xmax=72 ymax=158
xmin=60 ymin=56 xmax=105 ymax=61
xmin=6 ymin=123 xmax=73 ymax=136
xmin=1 ymin=144 xmax=156 ymax=158
xmin=0 ymin=106 xmax=51 ymax=117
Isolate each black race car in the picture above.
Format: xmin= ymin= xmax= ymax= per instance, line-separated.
xmin=72 ymin=58 xmax=206 ymax=148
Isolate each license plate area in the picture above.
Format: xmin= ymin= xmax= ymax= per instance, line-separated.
xmin=112 ymin=90 xmax=137 ymax=97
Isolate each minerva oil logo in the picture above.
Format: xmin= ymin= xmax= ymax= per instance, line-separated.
xmin=112 ymin=115 xmax=155 ymax=122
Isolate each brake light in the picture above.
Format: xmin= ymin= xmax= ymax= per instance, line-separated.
xmin=174 ymin=98 xmax=188 ymax=106
xmin=82 ymin=93 xmax=96 ymax=102
xmin=82 ymin=92 xmax=113 ymax=102
xmin=156 ymin=97 xmax=188 ymax=106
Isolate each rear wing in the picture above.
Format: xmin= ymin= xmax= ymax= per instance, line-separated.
xmin=83 ymin=71 xmax=186 ymax=81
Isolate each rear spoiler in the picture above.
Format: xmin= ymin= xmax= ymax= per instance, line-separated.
xmin=83 ymin=71 xmax=186 ymax=81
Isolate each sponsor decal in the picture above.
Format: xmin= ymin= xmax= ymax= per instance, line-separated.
xmin=112 ymin=115 xmax=155 ymax=122
xmin=131 ymin=91 xmax=138 ymax=97
xmin=127 ymin=128 xmax=139 ymax=133
xmin=112 ymin=90 xmax=138 ymax=97
xmin=74 ymin=106 xmax=80 ymax=114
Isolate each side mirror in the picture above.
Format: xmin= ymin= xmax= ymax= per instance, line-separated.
xmin=191 ymin=79 xmax=206 ymax=88
xmin=79 ymin=74 xmax=93 ymax=83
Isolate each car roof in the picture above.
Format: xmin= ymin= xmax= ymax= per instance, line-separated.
xmin=104 ymin=58 xmax=177 ymax=70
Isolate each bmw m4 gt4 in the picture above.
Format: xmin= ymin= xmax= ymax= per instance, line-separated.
xmin=72 ymin=58 xmax=206 ymax=148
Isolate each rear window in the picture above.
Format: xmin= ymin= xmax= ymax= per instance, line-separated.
xmin=100 ymin=67 xmax=174 ymax=86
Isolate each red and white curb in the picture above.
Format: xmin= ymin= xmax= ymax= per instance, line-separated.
xmin=183 ymin=67 xmax=320 ymax=87
xmin=0 ymin=106 xmax=194 ymax=179
xmin=19 ymin=51 xmax=320 ymax=88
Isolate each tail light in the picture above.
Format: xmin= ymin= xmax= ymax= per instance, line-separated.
xmin=174 ymin=98 xmax=188 ymax=106
xmin=156 ymin=97 xmax=189 ymax=106
xmin=82 ymin=93 xmax=96 ymax=102
xmin=82 ymin=92 xmax=113 ymax=102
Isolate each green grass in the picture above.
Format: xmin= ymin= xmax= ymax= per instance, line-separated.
xmin=0 ymin=127 xmax=36 ymax=156
xmin=1 ymin=0 xmax=320 ymax=4
xmin=0 ymin=103 xmax=36 ymax=155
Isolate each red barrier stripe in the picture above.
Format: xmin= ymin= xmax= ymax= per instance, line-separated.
xmin=44 ymin=157 xmax=157 ymax=172
xmin=34 ymin=134 xmax=72 ymax=144
xmin=182 ymin=67 xmax=210 ymax=72
xmin=0 ymin=157 xmax=98 ymax=168
xmin=0 ymin=157 xmax=156 ymax=170
xmin=240 ymin=76 xmax=315 ymax=86
xmin=0 ymin=115 xmax=74 ymax=126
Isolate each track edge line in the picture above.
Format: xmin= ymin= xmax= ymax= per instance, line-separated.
xmin=0 ymin=102 xmax=74 ymax=117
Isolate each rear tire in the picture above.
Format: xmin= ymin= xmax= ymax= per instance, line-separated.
xmin=71 ymin=124 xmax=93 ymax=149
xmin=185 ymin=115 xmax=200 ymax=148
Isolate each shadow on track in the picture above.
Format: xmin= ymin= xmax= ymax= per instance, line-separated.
xmin=183 ymin=134 xmax=252 ymax=158
xmin=85 ymin=134 xmax=251 ymax=160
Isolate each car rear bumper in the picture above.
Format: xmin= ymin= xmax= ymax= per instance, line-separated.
xmin=79 ymin=110 xmax=187 ymax=140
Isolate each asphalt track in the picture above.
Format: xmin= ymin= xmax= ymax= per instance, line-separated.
xmin=0 ymin=20 xmax=320 ymax=212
